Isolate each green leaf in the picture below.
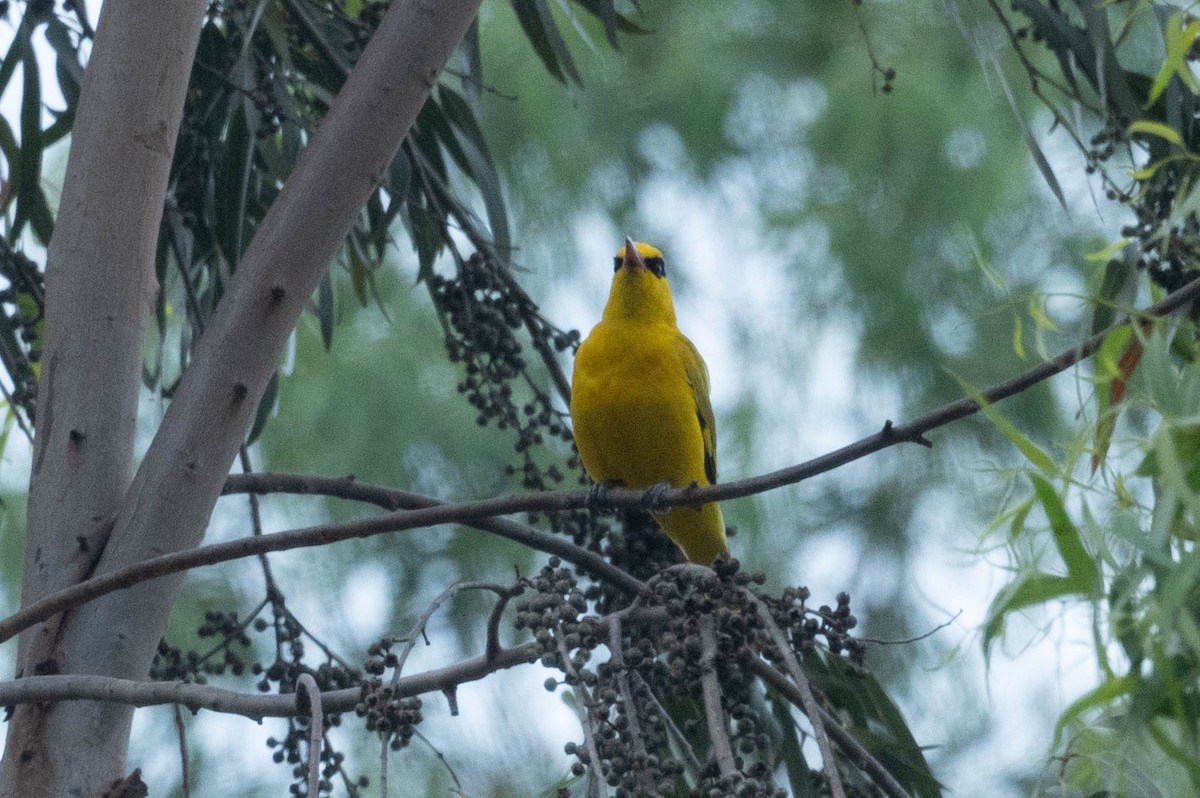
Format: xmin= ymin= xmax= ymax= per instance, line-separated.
xmin=13 ymin=20 xmax=50 ymax=243
xmin=438 ymin=85 xmax=511 ymax=259
xmin=1147 ymin=13 xmax=1200 ymax=107
xmin=1029 ymin=474 xmax=1098 ymax=589
xmin=511 ymin=0 xmax=582 ymax=85
xmin=317 ymin=269 xmax=334 ymax=351
xmin=215 ymin=96 xmax=256 ymax=268
xmin=953 ymin=373 xmax=1057 ymax=475
xmin=44 ymin=17 xmax=81 ymax=110
xmin=768 ymin=692 xmax=816 ymax=798
xmin=1129 ymin=119 xmax=1187 ymax=149
xmin=983 ymin=572 xmax=1085 ymax=654
xmin=991 ymin=57 xmax=1067 ymax=212
xmin=805 ymin=655 xmax=942 ymax=798
xmin=572 ymin=0 xmax=650 ymax=37
xmin=246 ymin=371 xmax=279 ymax=445
xmin=1051 ymin=675 xmax=1137 ymax=750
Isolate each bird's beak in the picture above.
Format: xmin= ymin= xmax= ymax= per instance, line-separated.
xmin=622 ymin=237 xmax=646 ymax=271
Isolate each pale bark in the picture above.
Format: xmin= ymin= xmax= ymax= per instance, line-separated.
xmin=3 ymin=0 xmax=482 ymax=795
xmin=1 ymin=0 xmax=206 ymax=794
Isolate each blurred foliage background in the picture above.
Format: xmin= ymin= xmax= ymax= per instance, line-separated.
xmin=0 ymin=0 xmax=1178 ymax=794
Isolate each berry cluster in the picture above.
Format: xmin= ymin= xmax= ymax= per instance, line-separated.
xmin=427 ymin=252 xmax=605 ymax=550
xmin=151 ymin=600 xmax=367 ymax=797
xmin=150 ymin=609 xmax=254 ymax=683
xmin=767 ymin=587 xmax=865 ymax=670
xmin=517 ymin=555 xmax=868 ymax=796
xmin=356 ymin=638 xmax=425 ymax=751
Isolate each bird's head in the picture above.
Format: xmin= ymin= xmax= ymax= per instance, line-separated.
xmin=604 ymin=237 xmax=676 ymax=323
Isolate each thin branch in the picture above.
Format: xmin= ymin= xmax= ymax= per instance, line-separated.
xmin=6 ymin=274 xmax=1200 ymax=647
xmin=0 ymin=606 xmax=669 ymax=718
xmin=390 ymin=581 xmax=510 ymax=686
xmin=630 ymin=670 xmax=704 ymax=776
xmin=857 ymin=610 xmax=962 ymax=645
xmin=557 ymin=631 xmax=605 ymax=797
xmin=0 ymin=490 xmax=644 ymax=645
xmin=698 ymin=615 xmax=737 ymax=777
xmin=0 ymin=644 xmax=543 ymax=719
xmin=748 ymin=594 xmax=845 ymax=798
xmin=296 ymin=673 xmax=323 ymax=798
xmin=238 ymin=446 xmax=280 ymax=597
xmin=606 ymin=618 xmax=658 ymax=795
xmin=172 ymin=704 xmax=190 ymax=798
xmin=749 ymin=658 xmax=914 ymax=798
xmin=485 ymin=585 xmax=521 ymax=663
xmin=606 ymin=618 xmax=645 ymax=756
xmin=413 ymin=728 xmax=464 ymax=791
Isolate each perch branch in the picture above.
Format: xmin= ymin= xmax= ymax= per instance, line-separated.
xmin=5 ymin=273 xmax=1198 ymax=646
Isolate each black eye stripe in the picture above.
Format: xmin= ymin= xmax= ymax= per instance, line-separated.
xmin=613 ymin=253 xmax=667 ymax=277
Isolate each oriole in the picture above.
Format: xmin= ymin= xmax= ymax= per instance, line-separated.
xmin=570 ymin=239 xmax=728 ymax=565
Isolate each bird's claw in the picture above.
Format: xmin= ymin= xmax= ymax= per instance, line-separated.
xmin=641 ymin=481 xmax=673 ymax=517
xmin=586 ymin=481 xmax=616 ymax=513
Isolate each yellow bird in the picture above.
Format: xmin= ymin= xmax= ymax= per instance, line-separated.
xmin=570 ymin=238 xmax=728 ymax=565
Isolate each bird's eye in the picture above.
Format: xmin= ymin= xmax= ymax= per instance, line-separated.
xmin=613 ymin=256 xmax=622 ymax=273
xmin=645 ymin=257 xmax=666 ymax=278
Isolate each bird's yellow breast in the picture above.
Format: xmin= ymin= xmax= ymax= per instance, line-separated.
xmin=571 ymin=319 xmax=707 ymax=491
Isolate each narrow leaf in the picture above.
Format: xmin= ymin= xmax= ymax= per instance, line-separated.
xmin=983 ymin=572 xmax=1084 ymax=653
xmin=246 ymin=371 xmax=279 ymax=445
xmin=991 ymin=57 xmax=1068 ymax=212
xmin=1029 ymin=474 xmax=1097 ymax=588
xmin=954 ymin=373 xmax=1057 ymax=474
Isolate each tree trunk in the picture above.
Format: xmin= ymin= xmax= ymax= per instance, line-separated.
xmin=1 ymin=1 xmax=206 ymax=794
xmin=1 ymin=0 xmax=482 ymax=794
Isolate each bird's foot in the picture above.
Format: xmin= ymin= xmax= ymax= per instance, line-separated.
xmin=586 ymin=481 xmax=617 ymax=513
xmin=641 ymin=481 xmax=673 ymax=517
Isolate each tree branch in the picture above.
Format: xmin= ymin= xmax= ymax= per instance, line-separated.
xmin=5 ymin=274 xmax=1198 ymax=649
xmin=3 ymin=0 xmax=211 ymax=790
xmin=0 ymin=606 xmax=669 ymax=717
xmin=0 ymin=644 xmax=542 ymax=720
xmin=748 ymin=594 xmax=846 ymax=798
xmin=698 ymin=615 xmax=737 ymax=777
xmin=749 ymin=659 xmax=915 ymax=798
xmin=295 ymin=673 xmax=322 ymax=798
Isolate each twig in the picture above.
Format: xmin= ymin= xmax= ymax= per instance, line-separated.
xmin=414 ymin=728 xmax=463 ymax=789
xmin=606 ymin=618 xmax=645 ymax=755
xmin=237 ymin=446 xmax=280 ymax=597
xmin=557 ymin=631 xmax=605 ymax=797
xmin=750 ymin=658 xmax=914 ymax=798
xmin=0 ymin=606 xmax=668 ymax=718
xmin=390 ymin=581 xmax=510 ymax=686
xmin=485 ymin=585 xmax=522 ymax=663
xmin=296 ymin=673 xmax=323 ymax=798
xmin=748 ymin=593 xmax=846 ymax=798
xmin=172 ymin=703 xmax=190 ymax=798
xmin=630 ymin=670 xmax=704 ymax=777
xmin=6 ymin=273 xmax=1200 ymax=646
xmin=857 ymin=610 xmax=962 ymax=645
xmin=698 ymin=615 xmax=737 ymax=777
xmin=606 ymin=618 xmax=657 ymax=794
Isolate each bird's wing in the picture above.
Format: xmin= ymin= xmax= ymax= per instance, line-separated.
xmin=678 ymin=333 xmax=718 ymax=485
